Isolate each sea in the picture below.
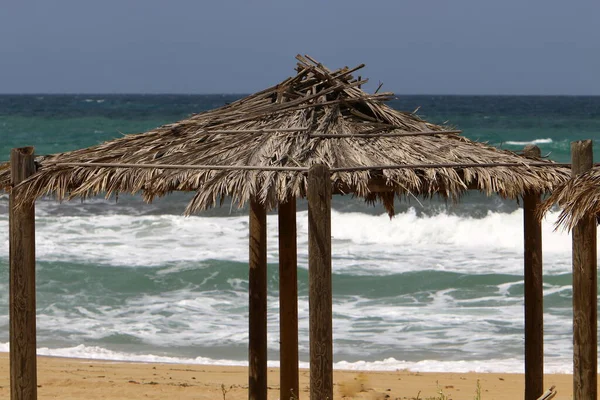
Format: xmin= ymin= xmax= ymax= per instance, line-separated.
xmin=0 ymin=94 xmax=599 ymax=374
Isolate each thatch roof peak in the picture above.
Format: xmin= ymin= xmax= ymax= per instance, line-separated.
xmin=0 ymin=55 xmax=570 ymax=215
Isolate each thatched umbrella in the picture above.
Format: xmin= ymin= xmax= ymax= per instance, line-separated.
xmin=1 ymin=55 xmax=571 ymax=400
xmin=539 ymin=166 xmax=600 ymax=230
xmin=0 ymin=55 xmax=568 ymax=213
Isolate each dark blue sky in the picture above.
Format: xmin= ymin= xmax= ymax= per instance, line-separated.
xmin=2 ymin=0 xmax=599 ymax=95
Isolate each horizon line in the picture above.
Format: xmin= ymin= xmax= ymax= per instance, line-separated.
xmin=1 ymin=92 xmax=600 ymax=97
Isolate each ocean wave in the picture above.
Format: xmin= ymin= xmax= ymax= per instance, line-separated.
xmin=0 ymin=343 xmax=572 ymax=373
xmin=505 ymin=138 xmax=553 ymax=146
xmin=0 ymin=208 xmax=581 ymax=275
xmin=334 ymin=357 xmax=571 ymax=374
xmin=0 ymin=343 xmax=249 ymax=367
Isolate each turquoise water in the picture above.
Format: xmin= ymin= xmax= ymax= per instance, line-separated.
xmin=0 ymin=95 xmax=598 ymax=372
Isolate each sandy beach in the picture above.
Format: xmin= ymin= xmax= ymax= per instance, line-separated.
xmin=0 ymin=353 xmax=575 ymax=399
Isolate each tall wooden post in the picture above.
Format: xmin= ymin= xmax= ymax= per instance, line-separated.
xmin=249 ymin=198 xmax=267 ymax=400
xmin=522 ymin=145 xmax=544 ymax=400
xmin=278 ymin=197 xmax=299 ymax=400
xmin=307 ymin=164 xmax=333 ymax=400
xmin=571 ymin=140 xmax=597 ymax=400
xmin=9 ymin=147 xmax=37 ymax=400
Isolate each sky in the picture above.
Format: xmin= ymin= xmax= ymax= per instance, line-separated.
xmin=1 ymin=0 xmax=599 ymax=95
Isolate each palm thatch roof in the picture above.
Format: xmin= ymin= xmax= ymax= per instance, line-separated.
xmin=0 ymin=55 xmax=570 ymax=215
xmin=539 ymin=167 xmax=600 ymax=230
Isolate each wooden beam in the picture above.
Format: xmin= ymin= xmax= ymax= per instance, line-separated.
xmin=310 ymin=129 xmax=462 ymax=138
xmin=333 ymin=178 xmax=489 ymax=195
xmin=9 ymin=147 xmax=37 ymax=400
xmin=51 ymin=160 xmax=579 ymax=173
xmin=57 ymin=162 xmax=308 ymax=172
xmin=278 ymin=197 xmax=299 ymax=400
xmin=307 ymin=164 xmax=333 ymax=400
xmin=331 ymin=161 xmax=571 ymax=172
xmin=522 ymin=145 xmax=544 ymax=400
xmin=200 ymin=127 xmax=309 ymax=134
xmin=571 ymin=140 xmax=597 ymax=400
xmin=249 ymin=198 xmax=268 ymax=400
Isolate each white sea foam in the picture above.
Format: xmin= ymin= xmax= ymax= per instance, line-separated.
xmin=334 ymin=357 xmax=571 ymax=374
xmin=0 ymin=342 xmax=249 ymax=366
xmin=6 ymin=281 xmax=572 ymax=374
xmin=505 ymin=138 xmax=553 ymax=145
xmin=0 ymin=207 xmax=582 ymax=371
xmin=0 ymin=342 xmax=572 ymax=373
xmin=0 ymin=208 xmax=582 ymax=275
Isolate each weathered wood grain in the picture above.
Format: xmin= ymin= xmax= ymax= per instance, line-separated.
xmin=308 ymin=164 xmax=333 ymax=400
xmin=278 ymin=197 xmax=299 ymax=400
xmin=571 ymin=140 xmax=597 ymax=400
xmin=523 ymin=145 xmax=544 ymax=400
xmin=249 ymin=198 xmax=268 ymax=400
xmin=10 ymin=147 xmax=37 ymax=400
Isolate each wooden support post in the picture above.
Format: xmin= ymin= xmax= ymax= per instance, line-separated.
xmin=571 ymin=140 xmax=597 ymax=400
xmin=307 ymin=164 xmax=333 ymax=400
xmin=9 ymin=147 xmax=37 ymax=400
xmin=249 ymin=198 xmax=267 ymax=400
xmin=522 ymin=145 xmax=544 ymax=400
xmin=278 ymin=197 xmax=299 ymax=400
